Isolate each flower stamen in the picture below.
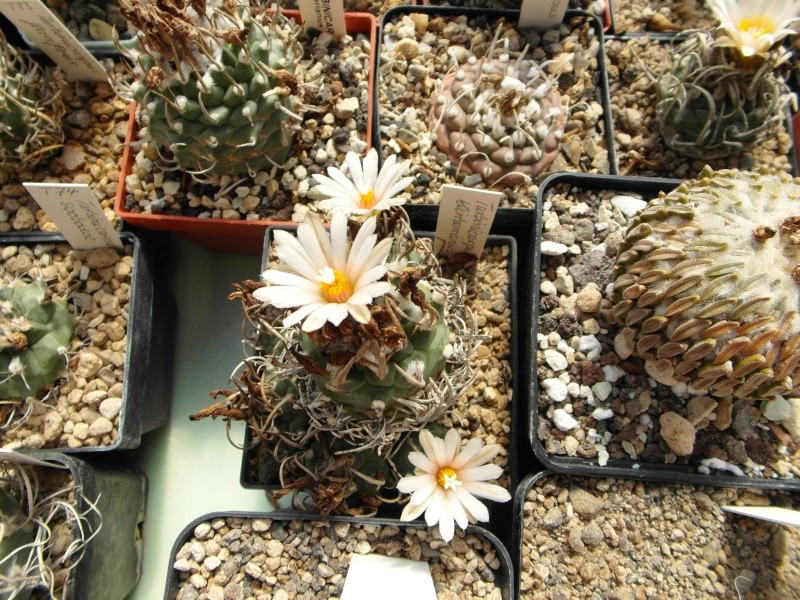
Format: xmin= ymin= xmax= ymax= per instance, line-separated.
xmin=360 ymin=190 xmax=377 ymax=209
xmin=738 ymin=15 xmax=776 ymax=36
xmin=317 ymin=267 xmax=353 ymax=303
xmin=436 ymin=466 xmax=461 ymax=490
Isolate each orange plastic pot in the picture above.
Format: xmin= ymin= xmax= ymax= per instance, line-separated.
xmin=115 ymin=10 xmax=377 ymax=255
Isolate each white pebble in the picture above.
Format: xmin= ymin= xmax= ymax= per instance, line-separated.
xmin=592 ymin=407 xmax=614 ymax=420
xmin=542 ymin=378 xmax=569 ymax=402
xmin=544 ymin=349 xmax=568 ymax=372
xmin=611 ymin=194 xmax=647 ymax=217
xmin=540 ymin=240 xmax=568 ymax=255
xmin=578 ymin=335 xmax=602 ymax=358
xmin=602 ymin=365 xmax=624 ymax=383
xmin=699 ymin=458 xmax=745 ymax=477
xmin=762 ymin=396 xmax=791 ymax=421
xmin=591 ymin=381 xmax=612 ymax=401
xmin=553 ymin=408 xmax=578 ymax=431
xmin=596 ymin=445 xmax=610 ymax=466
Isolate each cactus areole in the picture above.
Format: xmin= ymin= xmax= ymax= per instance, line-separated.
xmin=611 ymin=167 xmax=800 ymax=400
xmin=121 ymin=0 xmax=306 ymax=178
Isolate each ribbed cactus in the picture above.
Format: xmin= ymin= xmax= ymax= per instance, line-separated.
xmin=610 ymin=167 xmax=800 ymax=400
xmin=0 ymin=32 xmax=65 ymax=171
xmin=430 ymin=29 xmax=565 ymax=185
xmin=656 ymin=32 xmax=792 ymax=159
xmin=0 ymin=281 xmax=75 ymax=399
xmin=119 ymin=0 xmax=305 ymax=177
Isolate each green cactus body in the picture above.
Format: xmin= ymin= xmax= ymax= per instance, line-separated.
xmin=0 ymin=281 xmax=75 ymax=399
xmin=123 ymin=2 xmax=304 ymax=177
xmin=0 ymin=487 xmax=34 ymax=600
xmin=0 ymin=32 xmax=65 ymax=171
xmin=300 ymin=285 xmax=449 ymax=414
xmin=655 ymin=33 xmax=791 ymax=159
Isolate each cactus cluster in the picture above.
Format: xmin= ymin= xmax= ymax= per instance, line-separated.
xmin=655 ymin=32 xmax=793 ymax=159
xmin=430 ymin=27 xmax=565 ymax=186
xmin=0 ymin=32 xmax=65 ymax=172
xmin=610 ymin=167 xmax=800 ymax=400
xmin=119 ymin=0 xmax=307 ymax=178
xmin=0 ymin=281 xmax=75 ymax=400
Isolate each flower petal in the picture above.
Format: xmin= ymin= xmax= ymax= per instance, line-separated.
xmin=419 ymin=430 xmax=441 ymax=469
xmin=397 ymin=473 xmax=431 ymax=494
xmin=454 ymin=487 xmax=490 ymax=523
xmin=346 ymin=151 xmax=367 ymax=194
xmin=330 ymin=211 xmax=349 ymax=271
xmin=401 ymin=500 xmax=428 ymax=522
xmin=408 ymin=450 xmax=437 ymax=474
xmin=450 ymin=437 xmax=486 ymax=470
xmin=282 ymin=302 xmax=325 ymax=328
xmin=300 ymin=304 xmax=336 ymax=332
xmin=462 ymin=481 xmax=512 ymax=503
xmin=424 ymin=487 xmax=444 ymax=527
xmin=261 ymin=269 xmax=320 ymax=292
xmin=437 ymin=495 xmax=455 ymax=542
xmin=363 ymin=148 xmax=379 ymax=192
xmin=458 ymin=463 xmax=504 ymax=483
xmin=443 ymin=429 xmax=462 ymax=464
xmin=346 ymin=302 xmax=371 ymax=324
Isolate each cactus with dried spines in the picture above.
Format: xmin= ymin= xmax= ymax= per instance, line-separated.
xmin=610 ymin=167 xmax=800 ymax=400
xmin=0 ymin=32 xmax=65 ymax=171
xmin=430 ymin=25 xmax=565 ymax=186
xmin=118 ymin=0 xmax=307 ymax=178
xmin=655 ymin=32 xmax=793 ymax=159
xmin=0 ymin=281 xmax=76 ymax=400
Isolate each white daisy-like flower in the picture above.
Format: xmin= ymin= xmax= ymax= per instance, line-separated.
xmin=710 ymin=0 xmax=800 ymax=58
xmin=311 ymin=148 xmax=414 ymax=216
xmin=253 ymin=211 xmax=394 ymax=332
xmin=397 ymin=429 xmax=512 ymax=542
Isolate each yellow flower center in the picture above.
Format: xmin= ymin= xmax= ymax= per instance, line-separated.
xmin=436 ymin=467 xmax=460 ymax=490
xmin=738 ymin=15 xmax=776 ymax=37
xmin=319 ymin=268 xmax=353 ymax=303
xmin=360 ymin=190 xmax=377 ymax=209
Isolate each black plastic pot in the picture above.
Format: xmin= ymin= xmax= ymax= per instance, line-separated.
xmin=0 ymin=231 xmax=175 ymax=451
xmin=529 ymin=172 xmax=800 ymax=491
xmin=6 ymin=450 xmax=146 ymax=600
xmin=239 ymin=220 xmax=520 ymax=544
xmin=374 ymin=5 xmax=619 ymax=196
xmin=164 ymin=512 xmax=514 ymax=600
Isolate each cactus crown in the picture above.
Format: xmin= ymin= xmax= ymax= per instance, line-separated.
xmin=0 ymin=32 xmax=65 ymax=172
xmin=611 ymin=167 xmax=800 ymax=400
xmin=430 ymin=22 xmax=566 ymax=186
xmin=118 ymin=0 xmax=308 ymax=178
xmin=0 ymin=281 xmax=75 ymax=400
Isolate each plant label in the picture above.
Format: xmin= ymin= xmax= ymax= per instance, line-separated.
xmin=341 ymin=553 xmax=436 ymax=600
xmin=519 ymin=0 xmax=569 ymax=30
xmin=723 ymin=505 xmax=800 ymax=528
xmin=296 ymin=0 xmax=346 ymax=36
xmin=0 ymin=0 xmax=107 ymax=81
xmin=434 ymin=184 xmax=501 ymax=257
xmin=23 ymin=183 xmax=123 ymax=250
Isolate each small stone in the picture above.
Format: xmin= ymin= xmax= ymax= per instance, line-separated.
xmin=687 ymin=396 xmax=717 ymax=426
xmin=569 ymin=487 xmax=606 ymax=519
xmin=540 ymin=240 xmax=568 ymax=256
xmin=89 ymin=18 xmax=118 ymax=41
xmin=591 ymin=407 xmax=614 ymax=420
xmin=610 ymin=194 xmax=647 ymax=218
xmin=591 ymin=381 xmax=612 ymax=401
xmin=72 ymin=422 xmax=89 ymax=440
xmin=575 ymin=283 xmax=602 ymax=313
xmin=542 ymin=506 xmax=563 ymax=529
xmin=554 ymin=266 xmax=574 ymax=295
xmin=75 ymin=352 xmax=103 ymax=379
xmin=659 ymin=412 xmax=695 ymax=456
xmin=619 ymin=108 xmax=644 ymax=131
xmin=714 ymin=398 xmax=733 ymax=430
xmin=85 ymin=248 xmax=121 ymax=269
xmin=265 ymin=539 xmax=283 ymax=558
xmin=762 ymin=396 xmax=791 ymax=422
xmin=553 ymin=408 xmax=578 ymax=432
xmin=614 ymin=328 xmax=635 ymax=360
xmin=87 ymin=417 xmax=113 ymax=437
xmin=395 ymin=37 xmax=419 ymax=59
xmin=644 ymin=359 xmax=678 ymax=386
xmin=542 ymin=378 xmax=568 ymax=402
xmin=544 ymin=349 xmax=568 ymax=372
xmin=59 ymin=141 xmax=86 ymax=171
xmin=334 ymin=97 xmax=360 ymax=120
xmin=581 ymin=521 xmax=604 ymax=547
xmin=42 ymin=412 xmax=63 ymax=442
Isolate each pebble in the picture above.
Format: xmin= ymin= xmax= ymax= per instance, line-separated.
xmin=575 ymin=282 xmax=602 ymax=313
xmin=762 ymin=396 xmax=791 ymax=422
xmin=543 ymin=349 xmax=568 ymax=372
xmin=659 ymin=412 xmax=695 ymax=456
xmin=553 ymin=409 xmax=578 ymax=432
xmin=540 ymin=240 xmax=568 ymax=255
xmin=591 ymin=407 xmax=614 ymax=421
xmin=610 ymin=194 xmax=647 ymax=218
xmin=542 ymin=378 xmax=568 ymax=402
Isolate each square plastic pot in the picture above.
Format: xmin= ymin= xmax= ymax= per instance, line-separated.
xmin=114 ymin=11 xmax=377 ymax=255
xmin=528 ymin=172 xmax=800 ymax=491
xmin=0 ymin=231 xmax=175 ymax=452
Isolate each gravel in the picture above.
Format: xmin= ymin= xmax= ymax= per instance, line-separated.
xmin=520 ymin=474 xmax=800 ymax=599
xmin=173 ymin=518 xmax=505 ymax=600
xmin=612 ymin=0 xmax=717 ymax=34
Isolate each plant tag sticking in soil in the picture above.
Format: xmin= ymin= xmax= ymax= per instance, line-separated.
xmin=341 ymin=553 xmax=437 ymax=600
xmin=0 ymin=0 xmax=107 ymax=81
xmin=434 ymin=184 xmax=501 ymax=258
xmin=518 ymin=0 xmax=569 ymax=30
xmin=296 ymin=0 xmax=346 ymax=36
xmin=23 ymin=183 xmax=123 ymax=250
xmin=723 ymin=505 xmax=800 ymax=528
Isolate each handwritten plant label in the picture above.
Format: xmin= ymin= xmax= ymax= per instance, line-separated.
xmin=519 ymin=0 xmax=569 ymax=30
xmin=23 ymin=183 xmax=123 ymax=250
xmin=434 ymin=185 xmax=501 ymax=257
xmin=296 ymin=0 xmax=346 ymax=36
xmin=0 ymin=0 xmax=107 ymax=81
xmin=341 ymin=554 xmax=437 ymax=600
xmin=723 ymin=505 xmax=800 ymax=528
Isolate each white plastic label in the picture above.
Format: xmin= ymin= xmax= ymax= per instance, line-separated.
xmin=296 ymin=0 xmax=347 ymax=36
xmin=0 ymin=0 xmax=107 ymax=81
xmin=23 ymin=183 xmax=123 ymax=250
xmin=434 ymin=184 xmax=501 ymax=257
xmin=341 ymin=554 xmax=437 ymax=600
xmin=519 ymin=0 xmax=569 ymax=30
xmin=723 ymin=506 xmax=800 ymax=528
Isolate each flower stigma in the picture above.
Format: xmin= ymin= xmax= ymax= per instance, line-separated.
xmin=317 ymin=267 xmax=353 ymax=303
xmin=738 ymin=15 xmax=776 ymax=36
xmin=360 ymin=190 xmax=377 ymax=209
xmin=437 ymin=466 xmax=461 ymax=490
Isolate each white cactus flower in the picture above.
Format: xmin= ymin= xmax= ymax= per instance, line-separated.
xmin=397 ymin=429 xmax=511 ymax=542
xmin=311 ymin=148 xmax=413 ymax=216
xmin=710 ymin=0 xmax=800 ymax=58
xmin=254 ymin=211 xmax=393 ymax=332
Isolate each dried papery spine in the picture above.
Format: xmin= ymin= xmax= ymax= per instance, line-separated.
xmin=0 ymin=32 xmax=66 ymax=172
xmin=655 ymin=32 xmax=793 ymax=159
xmin=116 ymin=0 xmax=308 ymax=179
xmin=429 ymin=22 xmax=566 ymax=186
xmin=611 ymin=167 xmax=800 ymax=400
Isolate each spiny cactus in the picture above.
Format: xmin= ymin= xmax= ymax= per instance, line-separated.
xmin=655 ymin=32 xmax=793 ymax=159
xmin=610 ymin=167 xmax=800 ymax=400
xmin=0 ymin=32 xmax=65 ymax=171
xmin=0 ymin=281 xmax=75 ymax=400
xmin=0 ymin=486 xmax=34 ymax=600
xmin=118 ymin=0 xmax=306 ymax=178
xmin=430 ymin=25 xmax=565 ymax=186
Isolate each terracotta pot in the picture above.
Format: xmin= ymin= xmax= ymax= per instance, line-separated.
xmin=114 ymin=10 xmax=377 ymax=254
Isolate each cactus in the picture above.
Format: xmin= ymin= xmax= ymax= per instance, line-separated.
xmin=0 ymin=486 xmax=34 ymax=600
xmin=655 ymin=32 xmax=793 ymax=159
xmin=119 ymin=0 xmax=306 ymax=178
xmin=0 ymin=281 xmax=75 ymax=400
xmin=0 ymin=32 xmax=65 ymax=171
xmin=430 ymin=25 xmax=565 ymax=185
xmin=610 ymin=167 xmax=800 ymax=400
